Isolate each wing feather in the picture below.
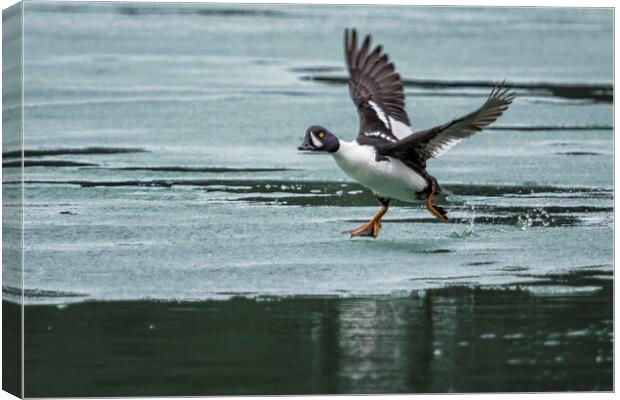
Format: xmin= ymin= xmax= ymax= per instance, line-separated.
xmin=379 ymin=83 xmax=516 ymax=163
xmin=345 ymin=28 xmax=412 ymax=142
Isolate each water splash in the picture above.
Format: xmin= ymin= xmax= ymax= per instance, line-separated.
xmin=450 ymin=203 xmax=478 ymax=238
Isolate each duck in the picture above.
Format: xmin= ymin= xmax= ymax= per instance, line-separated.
xmin=298 ymin=28 xmax=515 ymax=238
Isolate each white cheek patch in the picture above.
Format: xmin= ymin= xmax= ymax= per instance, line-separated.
xmin=310 ymin=132 xmax=323 ymax=148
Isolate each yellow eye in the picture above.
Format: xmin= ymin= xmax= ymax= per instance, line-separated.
xmin=319 ymin=131 xmax=325 ymax=139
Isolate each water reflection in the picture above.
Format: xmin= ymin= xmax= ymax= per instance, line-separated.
xmin=21 ymin=269 xmax=612 ymax=396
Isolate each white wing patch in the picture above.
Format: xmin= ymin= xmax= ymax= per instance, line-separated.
xmin=363 ymin=131 xmax=397 ymax=143
xmin=368 ymin=100 xmax=412 ymax=141
xmin=389 ymin=117 xmax=412 ymax=139
xmin=368 ymin=101 xmax=389 ymax=129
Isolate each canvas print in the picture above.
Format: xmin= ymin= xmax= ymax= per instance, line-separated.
xmin=2 ymin=1 xmax=613 ymax=397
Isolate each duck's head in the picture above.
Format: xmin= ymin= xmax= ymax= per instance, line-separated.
xmin=298 ymin=125 xmax=340 ymax=153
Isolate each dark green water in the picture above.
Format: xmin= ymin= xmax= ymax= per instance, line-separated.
xmin=17 ymin=269 xmax=612 ymax=397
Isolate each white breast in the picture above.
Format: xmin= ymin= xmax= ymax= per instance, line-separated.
xmin=332 ymin=140 xmax=428 ymax=203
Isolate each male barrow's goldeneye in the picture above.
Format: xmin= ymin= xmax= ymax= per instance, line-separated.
xmin=298 ymin=29 xmax=515 ymax=238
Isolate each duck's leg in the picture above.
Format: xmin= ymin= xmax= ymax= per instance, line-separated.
xmin=344 ymin=197 xmax=390 ymax=238
xmin=426 ymin=182 xmax=448 ymax=222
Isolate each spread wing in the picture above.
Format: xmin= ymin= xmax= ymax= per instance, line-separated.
xmin=345 ymin=28 xmax=412 ymax=145
xmin=378 ymin=84 xmax=515 ymax=165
